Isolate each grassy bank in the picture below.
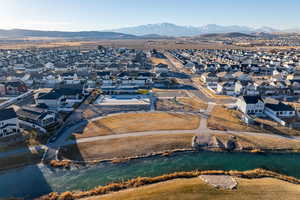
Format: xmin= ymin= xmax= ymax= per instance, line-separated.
xmin=212 ymin=132 xmax=300 ymax=152
xmin=60 ymin=133 xmax=194 ymax=162
xmin=85 ymin=177 xmax=300 ymax=200
xmin=40 ymin=169 xmax=300 ymax=200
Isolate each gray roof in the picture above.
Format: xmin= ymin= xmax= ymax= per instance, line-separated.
xmin=0 ymin=108 xmax=17 ymax=121
xmin=265 ymin=102 xmax=294 ymax=112
xmin=242 ymin=96 xmax=263 ymax=104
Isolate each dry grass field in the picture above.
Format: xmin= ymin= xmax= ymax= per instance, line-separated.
xmin=156 ymin=97 xmax=207 ymax=112
xmin=1 ymin=38 xmax=298 ymax=51
xmin=150 ymin=57 xmax=170 ymax=66
xmin=255 ymin=118 xmax=300 ymax=136
xmin=208 ymin=106 xmax=300 ymax=137
xmin=213 ymin=132 xmax=300 ymax=151
xmin=74 ymin=112 xmax=200 ymax=139
xmin=60 ymin=133 xmax=194 ymax=161
xmin=179 ymin=97 xmax=207 ymax=110
xmin=207 ymin=106 xmax=263 ymax=132
xmin=0 ymin=38 xmax=243 ymax=50
xmin=83 ymin=177 xmax=300 ymax=200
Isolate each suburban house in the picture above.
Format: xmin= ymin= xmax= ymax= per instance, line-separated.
xmin=60 ymin=72 xmax=80 ymax=84
xmin=0 ymin=80 xmax=28 ymax=95
xmin=184 ymin=61 xmax=196 ymax=69
xmin=201 ymin=72 xmax=218 ymax=84
xmin=237 ymin=96 xmax=265 ymax=116
xmin=217 ymin=72 xmax=235 ymax=83
xmin=155 ymin=63 xmax=169 ymax=73
xmin=96 ymin=71 xmax=111 ymax=80
xmin=35 ymin=88 xmax=84 ymax=110
xmin=265 ymin=102 xmax=296 ymax=118
xmin=36 ymin=92 xmax=64 ymax=109
xmin=216 ymin=82 xmax=236 ymax=96
xmin=254 ymin=80 xmax=276 ymax=96
xmin=0 ymin=84 xmax=6 ymax=95
xmin=235 ymin=80 xmax=259 ymax=96
xmin=0 ymin=108 xmax=20 ymax=138
xmin=192 ymin=64 xmax=205 ymax=74
xmin=289 ymin=80 xmax=300 ymax=95
xmin=17 ymin=106 xmax=60 ymax=129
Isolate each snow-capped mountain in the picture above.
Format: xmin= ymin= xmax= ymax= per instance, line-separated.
xmin=111 ymin=23 xmax=286 ymax=37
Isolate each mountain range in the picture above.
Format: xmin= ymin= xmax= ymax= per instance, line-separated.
xmin=0 ymin=29 xmax=138 ymax=39
xmin=0 ymin=23 xmax=299 ymax=39
xmin=111 ymin=23 xmax=299 ymax=37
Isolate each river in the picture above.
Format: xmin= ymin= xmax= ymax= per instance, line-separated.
xmin=1 ymin=151 xmax=300 ymax=199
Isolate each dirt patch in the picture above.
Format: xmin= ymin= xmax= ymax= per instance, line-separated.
xmin=199 ymin=175 xmax=237 ymax=189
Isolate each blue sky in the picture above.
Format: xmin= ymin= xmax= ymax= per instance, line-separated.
xmin=0 ymin=0 xmax=299 ymax=31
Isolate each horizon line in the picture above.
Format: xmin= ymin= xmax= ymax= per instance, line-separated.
xmin=0 ymin=22 xmax=299 ymax=32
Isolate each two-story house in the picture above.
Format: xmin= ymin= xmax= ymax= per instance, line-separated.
xmin=237 ymin=96 xmax=265 ymax=116
xmin=0 ymin=108 xmax=20 ymax=138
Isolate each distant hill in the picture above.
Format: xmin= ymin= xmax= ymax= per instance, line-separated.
xmin=0 ymin=29 xmax=138 ymax=39
xmin=198 ymin=32 xmax=256 ymax=38
xmin=138 ymin=34 xmax=173 ymax=39
xmin=0 ymin=24 xmax=298 ymax=40
xmin=111 ymin=23 xmax=284 ymax=37
xmin=111 ymin=23 xmax=201 ymax=37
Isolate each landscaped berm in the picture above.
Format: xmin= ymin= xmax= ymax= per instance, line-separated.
xmin=42 ymin=169 xmax=300 ymax=200
xmin=74 ymin=112 xmax=200 ymax=138
xmin=82 ymin=177 xmax=300 ymax=200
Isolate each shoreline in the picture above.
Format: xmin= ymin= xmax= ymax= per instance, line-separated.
xmin=51 ymin=147 xmax=300 ymax=169
xmin=39 ymin=168 xmax=300 ymax=200
xmin=2 ymin=146 xmax=300 ymax=173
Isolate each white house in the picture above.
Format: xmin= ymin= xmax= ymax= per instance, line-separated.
xmin=155 ymin=63 xmax=169 ymax=73
xmin=36 ymin=92 xmax=64 ymax=109
xmin=184 ymin=61 xmax=195 ymax=69
xmin=17 ymin=106 xmax=59 ymax=129
xmin=265 ymin=102 xmax=295 ymax=118
xmin=201 ymin=72 xmax=218 ymax=84
xmin=35 ymin=88 xmax=83 ymax=110
xmin=216 ymin=82 xmax=235 ymax=96
xmin=237 ymin=96 xmax=265 ymax=116
xmin=0 ymin=108 xmax=20 ymax=138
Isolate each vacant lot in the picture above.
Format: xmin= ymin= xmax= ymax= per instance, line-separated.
xmin=60 ymin=133 xmax=194 ymax=161
xmin=208 ymin=106 xmax=263 ymax=132
xmin=74 ymin=112 xmax=200 ymax=138
xmin=150 ymin=57 xmax=170 ymax=66
xmin=179 ymin=97 xmax=207 ymax=110
xmin=156 ymin=97 xmax=207 ymax=112
xmin=83 ymin=177 xmax=300 ymax=200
